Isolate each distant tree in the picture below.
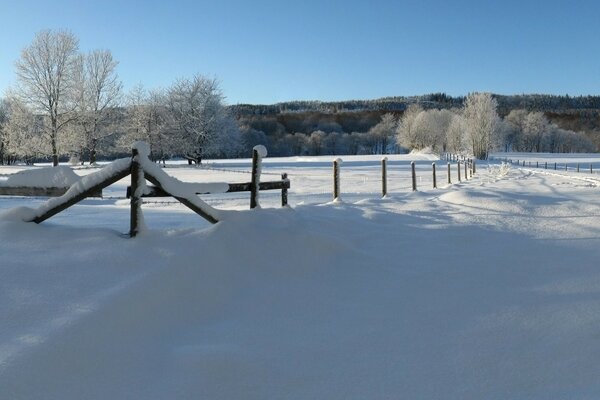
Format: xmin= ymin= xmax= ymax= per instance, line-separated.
xmin=14 ymin=29 xmax=80 ymax=165
xmin=368 ymin=113 xmax=397 ymax=154
xmin=74 ymin=49 xmax=123 ymax=164
xmin=0 ymin=98 xmax=8 ymax=163
xmin=3 ymin=97 xmax=48 ymax=164
xmin=463 ymin=93 xmax=499 ymax=159
xmin=167 ymin=75 xmax=240 ymax=163
xmin=397 ymin=104 xmax=423 ymax=150
xmin=523 ymin=112 xmax=549 ymax=152
xmin=446 ymin=113 xmax=466 ymax=154
xmin=308 ymin=130 xmax=326 ymax=155
xmin=119 ymin=85 xmax=174 ymax=162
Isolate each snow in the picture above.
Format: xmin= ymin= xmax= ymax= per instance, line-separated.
xmin=1 ymin=153 xmax=600 ymax=398
xmin=0 ymin=165 xmax=80 ymax=188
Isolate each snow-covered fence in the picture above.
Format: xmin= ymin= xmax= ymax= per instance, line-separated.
xmin=331 ymin=157 xmax=479 ymax=199
xmin=0 ymin=166 xmax=103 ymax=198
xmin=489 ymin=156 xmax=598 ymax=175
xmin=19 ymin=142 xmax=226 ymax=237
xmin=126 ymin=146 xmax=290 ymax=209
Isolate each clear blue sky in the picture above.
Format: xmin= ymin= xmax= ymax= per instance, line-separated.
xmin=1 ymin=0 xmax=599 ymax=104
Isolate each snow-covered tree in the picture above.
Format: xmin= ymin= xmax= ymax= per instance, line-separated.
xmin=14 ymin=29 xmax=80 ymax=165
xmin=118 ymin=85 xmax=174 ymax=162
xmin=523 ymin=112 xmax=549 ymax=152
xmin=463 ymin=92 xmax=499 ymax=159
xmin=3 ymin=97 xmax=48 ymax=164
xmin=167 ymin=75 xmax=240 ymax=163
xmin=368 ymin=113 xmax=397 ymax=154
xmin=397 ymin=104 xmax=423 ymax=150
xmin=446 ymin=113 xmax=466 ymax=154
xmin=73 ymin=49 xmax=123 ymax=164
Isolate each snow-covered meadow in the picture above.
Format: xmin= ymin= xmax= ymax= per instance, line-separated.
xmin=2 ymin=151 xmax=600 ymax=399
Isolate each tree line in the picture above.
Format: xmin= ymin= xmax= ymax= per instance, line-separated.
xmin=0 ymin=29 xmax=597 ymax=166
xmin=0 ymin=29 xmax=242 ymax=166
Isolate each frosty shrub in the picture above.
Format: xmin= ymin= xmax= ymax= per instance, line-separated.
xmin=487 ymin=162 xmax=511 ymax=178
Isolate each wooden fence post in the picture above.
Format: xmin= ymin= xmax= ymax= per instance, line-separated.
xmin=281 ymin=173 xmax=288 ymax=206
xmin=130 ymin=148 xmax=142 ymax=238
xmin=464 ymin=159 xmax=468 ymax=180
xmin=447 ymin=162 xmax=451 ymax=184
xmin=545 ymin=162 xmax=547 ymax=169
xmin=333 ymin=158 xmax=341 ymax=200
xmin=250 ymin=148 xmax=260 ymax=209
xmin=432 ymin=162 xmax=437 ymax=189
xmin=473 ymin=160 xmax=476 ymax=174
xmin=411 ymin=161 xmax=417 ymax=191
xmin=457 ymin=161 xmax=461 ymax=182
xmin=591 ymin=164 xmax=593 ymax=174
xmin=565 ymin=163 xmax=568 ymax=171
xmin=381 ymin=157 xmax=388 ymax=197
xmin=577 ymin=163 xmax=580 ymax=173
xmin=536 ymin=161 xmax=539 ymax=168
xmin=554 ymin=162 xmax=557 ymax=170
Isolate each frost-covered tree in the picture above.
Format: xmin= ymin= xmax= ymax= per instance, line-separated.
xmin=397 ymin=104 xmax=423 ymax=150
xmin=368 ymin=113 xmax=397 ymax=154
xmin=167 ymin=75 xmax=240 ymax=163
xmin=463 ymin=92 xmax=499 ymax=159
xmin=14 ymin=29 xmax=80 ymax=165
xmin=3 ymin=97 xmax=48 ymax=164
xmin=73 ymin=49 xmax=123 ymax=164
xmin=119 ymin=85 xmax=174 ymax=162
xmin=523 ymin=112 xmax=549 ymax=152
xmin=0 ymin=98 xmax=8 ymax=163
xmin=446 ymin=113 xmax=466 ymax=154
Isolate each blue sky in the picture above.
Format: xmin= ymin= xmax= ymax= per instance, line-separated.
xmin=1 ymin=0 xmax=599 ymax=104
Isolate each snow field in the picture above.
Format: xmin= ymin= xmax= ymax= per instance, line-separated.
xmin=1 ymin=153 xmax=600 ymax=398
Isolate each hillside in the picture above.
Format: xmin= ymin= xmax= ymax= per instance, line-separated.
xmin=233 ymin=93 xmax=600 ymax=149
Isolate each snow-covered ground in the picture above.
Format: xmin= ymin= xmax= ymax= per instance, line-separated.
xmin=2 ymin=152 xmax=600 ymax=399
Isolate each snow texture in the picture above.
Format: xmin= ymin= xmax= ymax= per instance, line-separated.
xmin=1 ymin=166 xmax=80 ymax=188
xmin=2 ymin=153 xmax=600 ymax=398
xmin=31 ymin=158 xmax=132 ymax=219
xmin=138 ymin=155 xmax=222 ymax=221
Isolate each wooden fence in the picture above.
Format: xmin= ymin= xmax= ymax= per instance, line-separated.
xmin=332 ymin=157 xmax=476 ymax=201
xmin=9 ymin=143 xmax=287 ymax=238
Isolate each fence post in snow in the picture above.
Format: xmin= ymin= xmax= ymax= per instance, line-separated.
xmin=281 ymin=173 xmax=288 ymax=207
xmin=381 ymin=157 xmax=388 ymax=197
xmin=577 ymin=164 xmax=580 ymax=173
xmin=411 ymin=161 xmax=417 ymax=191
xmin=464 ymin=160 xmax=468 ymax=180
xmin=536 ymin=161 xmax=539 ymax=168
xmin=473 ymin=160 xmax=476 ymax=174
xmin=554 ymin=162 xmax=557 ymax=170
xmin=591 ymin=164 xmax=593 ymax=174
xmin=129 ymin=148 xmax=142 ymax=238
xmin=545 ymin=162 xmax=547 ymax=169
xmin=333 ymin=158 xmax=341 ymax=200
xmin=250 ymin=146 xmax=268 ymax=209
xmin=432 ymin=162 xmax=437 ymax=189
xmin=447 ymin=162 xmax=451 ymax=184
xmin=457 ymin=161 xmax=461 ymax=182
xmin=565 ymin=163 xmax=568 ymax=171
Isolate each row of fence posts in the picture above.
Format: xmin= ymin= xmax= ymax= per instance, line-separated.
xmin=490 ymin=156 xmax=594 ymax=174
xmin=332 ymin=157 xmax=476 ymax=201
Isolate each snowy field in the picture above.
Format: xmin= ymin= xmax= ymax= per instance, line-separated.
xmin=2 ymin=152 xmax=600 ymax=398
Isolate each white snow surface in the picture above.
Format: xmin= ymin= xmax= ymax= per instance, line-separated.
xmin=1 ymin=165 xmax=80 ymax=188
xmin=1 ymin=154 xmax=600 ymax=398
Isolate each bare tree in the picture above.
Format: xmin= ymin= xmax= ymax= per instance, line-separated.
xmin=463 ymin=93 xmax=499 ymax=159
xmin=396 ymin=104 xmax=424 ymax=150
xmin=368 ymin=113 xmax=397 ymax=154
xmin=74 ymin=49 xmax=123 ymax=164
xmin=167 ymin=75 xmax=239 ymax=164
xmin=14 ymin=29 xmax=80 ymax=165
